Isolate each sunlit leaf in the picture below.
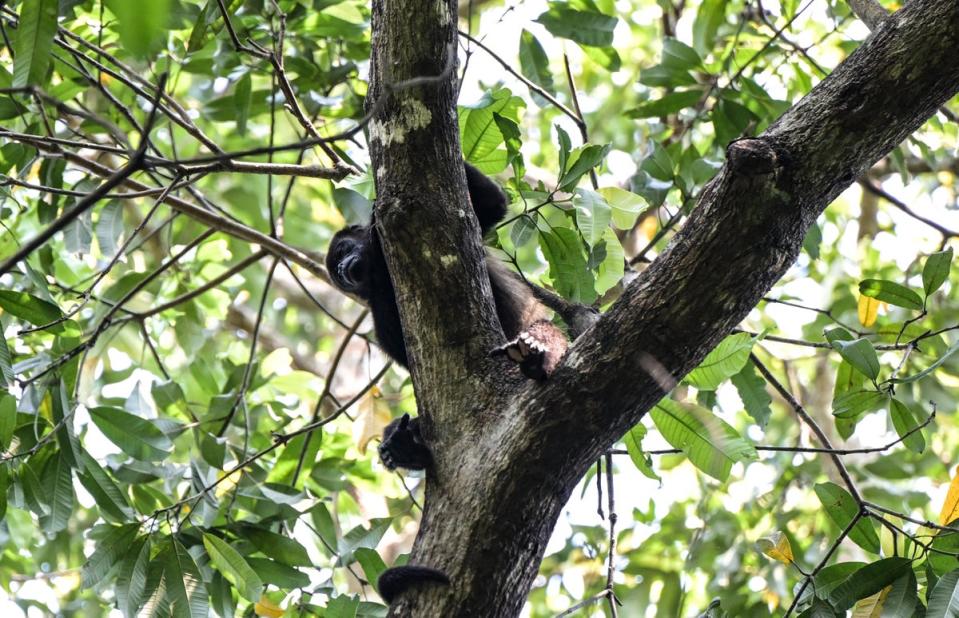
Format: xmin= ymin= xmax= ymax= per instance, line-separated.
xmin=756 ymin=531 xmax=794 ymax=565
xmin=686 ymin=332 xmax=755 ymax=390
xmin=88 ymin=407 xmax=173 ymax=461
xmin=858 ymin=279 xmax=923 ymax=310
xmin=203 ymin=533 xmax=263 ymax=602
xmin=0 ymin=290 xmax=63 ymax=326
xmin=650 ymin=399 xmax=757 ymax=481
xmin=858 ymin=294 xmax=880 ymax=327
xmin=623 ymin=422 xmax=660 ymax=481
xmin=12 ymin=0 xmax=58 ymax=87
xmin=535 ymin=4 xmax=617 ymax=47
xmin=105 ymin=0 xmax=171 ymax=57
xmin=940 ymin=467 xmax=959 ymax=526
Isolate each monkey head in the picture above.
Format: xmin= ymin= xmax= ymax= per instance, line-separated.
xmin=326 ymin=225 xmax=372 ymax=299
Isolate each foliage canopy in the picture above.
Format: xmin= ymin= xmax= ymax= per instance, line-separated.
xmin=0 ymin=0 xmax=958 ymax=616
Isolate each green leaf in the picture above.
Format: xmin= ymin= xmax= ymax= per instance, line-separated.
xmin=95 ymin=200 xmax=124 ymax=259
xmin=661 ymin=38 xmax=702 ymax=71
xmin=832 ymin=338 xmax=880 ymax=381
xmin=692 ymin=0 xmax=726 ymax=54
xmin=518 ymin=30 xmax=554 ymax=93
xmin=88 ymin=406 xmax=173 ymax=460
xmin=234 ymin=73 xmax=252 ymax=136
xmin=166 ymin=538 xmax=209 ymax=618
xmin=116 ymin=536 xmax=151 ymax=617
xmin=628 ymin=89 xmax=703 ymax=118
xmin=202 ymin=533 xmax=263 ymax=602
xmin=240 ymin=524 xmax=312 ymax=567
xmin=832 ymin=390 xmax=886 ymax=419
xmin=540 ymin=227 xmax=596 ymax=304
xmin=650 ymin=399 xmax=757 ymax=481
xmin=930 ymin=533 xmax=959 ymax=577
xmin=827 ymin=557 xmax=911 ymax=610
xmin=40 ymin=451 xmax=74 ymax=533
xmin=573 ymin=189 xmax=611 ymax=247
xmin=105 ymin=0 xmax=171 ymax=57
xmin=598 ymin=187 xmax=647 ymax=230
xmin=559 ymin=144 xmax=611 ymax=192
xmin=686 ymin=333 xmax=755 ymax=390
xmin=880 ymin=571 xmax=918 ymax=618
xmin=858 ymin=279 xmax=923 ymax=310
xmin=814 ymin=482 xmax=880 ymax=554
xmin=510 ymin=215 xmax=538 ymax=247
xmin=594 ymin=228 xmax=625 ymax=296
xmin=0 ymin=290 xmax=63 ymax=326
xmin=638 ymin=64 xmax=698 ymax=88
xmin=891 ymin=339 xmax=959 ymax=384
xmin=354 ymin=547 xmax=388 ymax=586
xmin=923 ymin=247 xmax=953 ymax=297
xmin=0 ymin=326 xmax=14 ymax=386
xmin=460 ymin=89 xmax=524 ymax=175
xmin=326 ymin=595 xmax=360 ymax=618
xmin=244 ymin=558 xmax=310 ymax=589
xmin=81 ymin=524 xmax=141 ymax=588
xmin=535 ymin=5 xmax=617 ymax=47
xmin=77 ymin=450 xmax=134 ymax=522
xmin=889 ymin=399 xmax=926 ymax=453
xmin=927 ymin=569 xmax=959 ymax=618
xmin=337 ymin=518 xmax=391 ymax=566
xmin=623 ymin=422 xmax=660 ymax=481
xmin=0 ymin=393 xmax=16 ymax=450
xmin=730 ymin=362 xmax=772 ymax=428
xmin=12 ymin=0 xmax=59 ymax=87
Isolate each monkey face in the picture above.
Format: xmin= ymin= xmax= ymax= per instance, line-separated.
xmin=326 ymin=225 xmax=371 ymax=298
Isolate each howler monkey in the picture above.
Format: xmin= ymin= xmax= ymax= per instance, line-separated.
xmin=326 ymin=162 xmax=569 ymax=379
xmin=326 ymin=163 xmax=595 ymax=605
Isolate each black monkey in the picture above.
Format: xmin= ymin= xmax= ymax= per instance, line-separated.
xmin=325 ymin=163 xmax=564 ymax=372
xmin=326 ymin=163 xmax=597 ymax=605
xmin=326 ymin=163 xmax=578 ymax=469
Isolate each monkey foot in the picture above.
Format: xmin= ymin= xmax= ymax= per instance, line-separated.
xmin=379 ymin=414 xmax=431 ymax=471
xmin=491 ymin=320 xmax=567 ymax=381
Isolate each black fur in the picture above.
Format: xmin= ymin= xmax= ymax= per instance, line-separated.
xmin=326 ymin=163 xmax=587 ymax=473
xmin=378 ymin=413 xmax=430 ymax=471
xmin=325 ymin=162 xmax=508 ymax=368
xmin=377 ymin=565 xmax=451 ymax=604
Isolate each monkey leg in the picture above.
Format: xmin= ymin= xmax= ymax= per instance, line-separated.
xmin=491 ymin=319 xmax=568 ymax=380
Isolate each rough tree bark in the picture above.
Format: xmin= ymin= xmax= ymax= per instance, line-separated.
xmin=365 ymin=0 xmax=959 ymax=615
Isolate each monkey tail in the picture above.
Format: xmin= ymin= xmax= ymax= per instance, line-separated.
xmin=377 ymin=565 xmax=451 ymax=604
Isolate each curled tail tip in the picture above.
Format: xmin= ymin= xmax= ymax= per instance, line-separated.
xmin=378 ymin=565 xmax=451 ymax=604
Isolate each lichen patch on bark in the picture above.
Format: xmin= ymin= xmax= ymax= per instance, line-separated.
xmin=369 ymin=98 xmax=432 ymax=147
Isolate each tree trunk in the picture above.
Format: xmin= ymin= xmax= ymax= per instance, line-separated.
xmin=366 ymin=0 xmax=959 ymax=615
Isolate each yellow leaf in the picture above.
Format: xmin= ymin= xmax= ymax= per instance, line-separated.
xmin=852 ymin=586 xmax=889 ymax=617
xmin=637 ymin=215 xmax=658 ymax=243
xmin=756 ymin=531 xmax=794 ymax=564
xmin=254 ymin=597 xmax=284 ymax=618
xmin=940 ymin=466 xmax=959 ymax=525
xmin=353 ymin=393 xmax=392 ymax=455
xmin=858 ymin=294 xmax=880 ymax=327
